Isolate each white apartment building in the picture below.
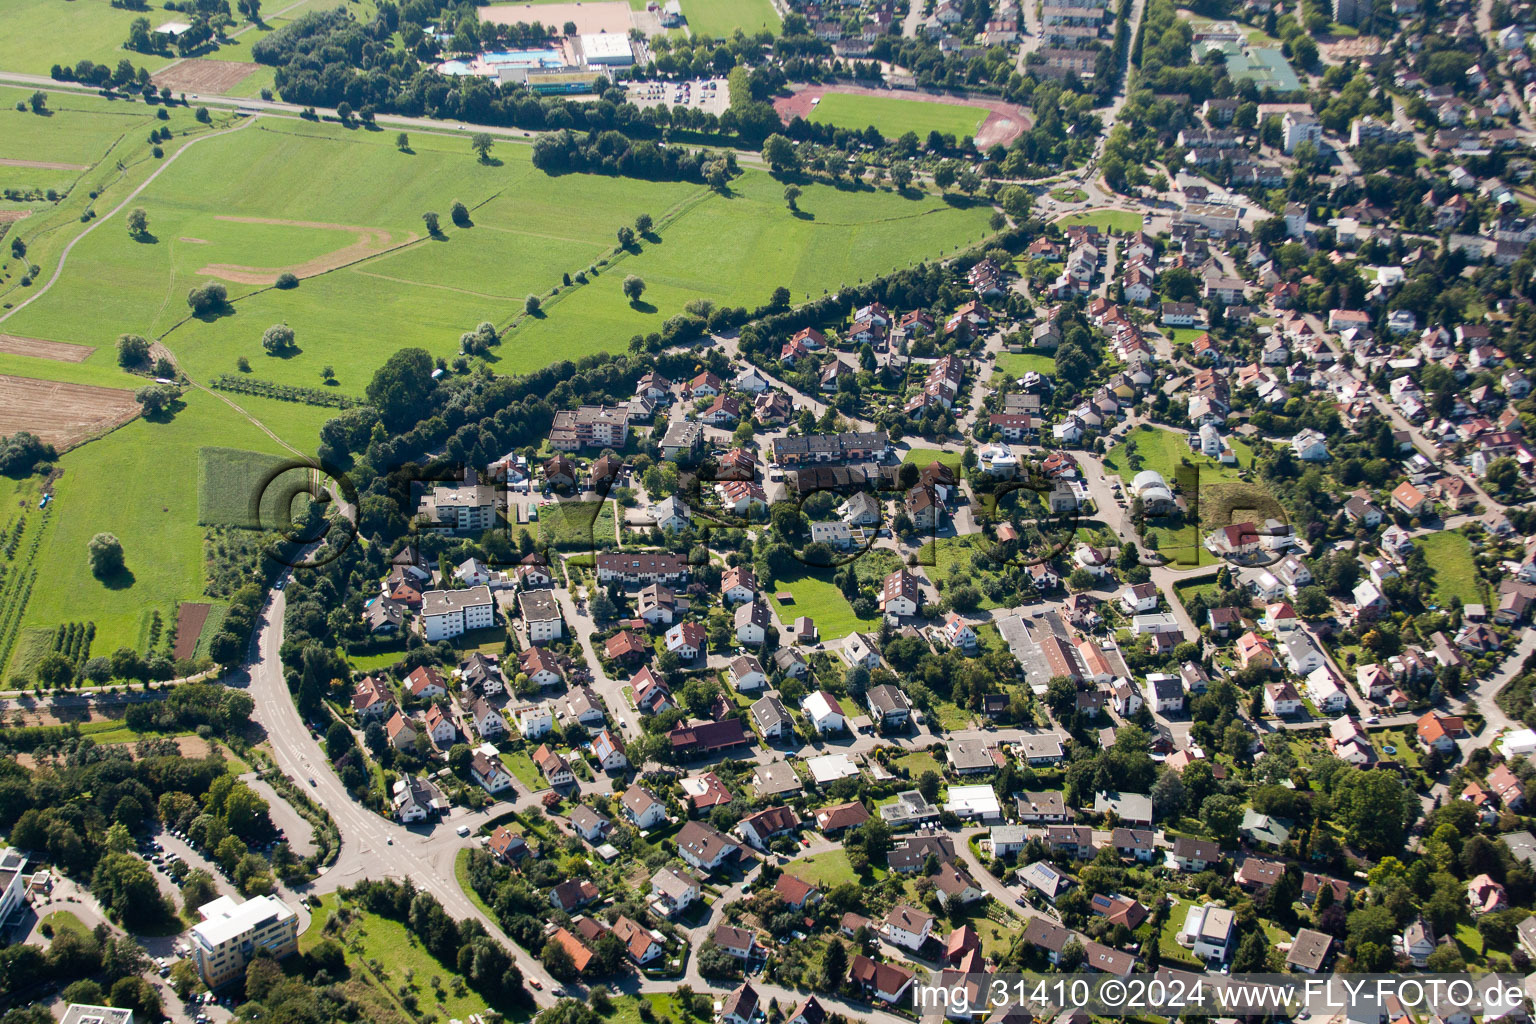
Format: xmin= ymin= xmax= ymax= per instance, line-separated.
xmin=420 ymin=586 xmax=495 ymax=641
xmin=191 ymin=895 xmax=299 ymax=987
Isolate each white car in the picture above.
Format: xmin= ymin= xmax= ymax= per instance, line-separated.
xmin=456 ymin=824 xmax=471 ymax=837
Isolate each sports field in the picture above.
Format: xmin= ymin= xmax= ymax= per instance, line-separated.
xmin=680 ymin=0 xmax=781 ymax=37
xmin=2 ymin=116 xmax=993 ymax=389
xmin=807 ymin=93 xmax=986 ymax=139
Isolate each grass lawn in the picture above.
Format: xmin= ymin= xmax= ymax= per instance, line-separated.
xmin=1369 ymin=727 xmax=1420 ymax=769
xmin=605 ymin=995 xmax=689 ymax=1024
xmin=994 ymin=350 xmax=1056 ymax=378
xmin=1455 ymin=917 xmax=1485 ymax=960
xmin=347 ymin=646 xmax=409 ymax=674
xmin=40 ymin=910 xmax=89 ymax=939
xmin=1164 ymin=327 xmax=1209 ymax=344
xmin=499 ymin=749 xmax=544 ymax=792
xmin=770 ymin=566 xmax=879 ymax=640
xmin=790 ymin=849 xmax=863 ymax=886
xmin=1261 ymin=918 xmax=1292 ymax=946
xmin=807 ymin=93 xmax=986 ymax=140
xmin=931 ymin=699 xmax=971 ymax=730
xmin=1416 ymin=530 xmax=1484 ymax=607
xmin=903 ymin=447 xmax=965 ymax=472
xmin=892 ymin=749 xmax=943 ymax=778
xmin=1173 ymin=577 xmax=1221 ymax=614
xmin=1158 ymin=898 xmax=1203 ymax=966
xmin=680 ymin=0 xmax=780 ymax=36
xmin=1054 ymin=209 xmax=1145 ymax=233
xmin=1049 ymin=187 xmax=1088 ymax=202
xmin=1102 ymin=425 xmax=1273 ymax=568
xmin=537 ymin=499 xmax=616 ymax=550
xmin=916 ymin=535 xmax=1005 ymax=610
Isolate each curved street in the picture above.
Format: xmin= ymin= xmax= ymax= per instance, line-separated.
xmin=239 ymin=576 xmax=567 ymax=1004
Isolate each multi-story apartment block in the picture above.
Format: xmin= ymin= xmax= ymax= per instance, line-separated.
xmin=549 ymin=405 xmax=630 ymax=451
xmin=191 ymin=895 xmax=299 ymax=988
xmin=421 ymin=586 xmax=495 ymax=641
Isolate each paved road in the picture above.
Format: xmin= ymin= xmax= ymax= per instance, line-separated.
xmin=239 ymin=575 xmax=567 ymax=1004
xmin=0 ymin=115 xmax=254 ymax=326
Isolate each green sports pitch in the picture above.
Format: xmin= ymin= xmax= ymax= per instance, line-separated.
xmin=806 ymin=93 xmax=988 ymax=140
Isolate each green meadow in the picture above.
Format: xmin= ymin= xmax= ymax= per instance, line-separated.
xmin=0 ymin=0 xmax=176 ymax=76
xmin=3 ymin=115 xmax=993 ymax=390
xmin=0 ymin=86 xmax=210 ymax=197
xmin=8 ymin=388 xmax=332 ymax=671
xmin=1055 ymin=209 xmax=1145 ymax=233
xmin=1 ymin=88 xmax=236 ymax=314
xmin=807 ymin=93 xmax=987 ymax=140
xmin=511 ymin=170 xmax=995 ymax=359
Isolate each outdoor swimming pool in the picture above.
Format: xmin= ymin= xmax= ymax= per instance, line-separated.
xmin=482 ymin=49 xmax=566 ymax=68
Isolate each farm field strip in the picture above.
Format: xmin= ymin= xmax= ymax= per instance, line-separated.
xmin=0 ymin=373 xmax=142 ymax=449
xmin=0 ymin=333 xmax=92 ymax=362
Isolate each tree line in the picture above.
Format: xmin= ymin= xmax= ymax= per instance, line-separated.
xmin=211 ymin=373 xmax=364 ymax=409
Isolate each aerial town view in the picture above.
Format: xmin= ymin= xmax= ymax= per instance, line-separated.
xmin=4 ymin=0 xmax=1536 ymax=1021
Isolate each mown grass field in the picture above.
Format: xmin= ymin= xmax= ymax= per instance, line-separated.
xmin=1 ymin=90 xmax=238 ymax=314
xmin=509 ymin=171 xmax=995 ymax=363
xmin=1416 ymin=529 xmax=1484 ymax=607
xmin=4 ymin=117 xmax=994 ymax=392
xmin=1055 ymin=209 xmax=1145 ymax=233
xmin=994 ymin=349 xmax=1055 ymax=378
xmin=807 ymin=93 xmax=986 ymax=140
xmin=0 ymin=85 xmax=212 ymax=210
xmin=770 ymin=566 xmax=878 ymax=640
xmin=679 ymin=0 xmax=781 ymax=37
xmin=791 ymin=848 xmax=862 ymax=886
xmin=903 ymin=447 xmax=964 ymax=471
xmin=0 ymin=0 xmax=176 ymax=75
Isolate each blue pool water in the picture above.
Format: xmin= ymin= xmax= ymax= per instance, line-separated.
xmin=481 ymin=49 xmax=566 ymax=68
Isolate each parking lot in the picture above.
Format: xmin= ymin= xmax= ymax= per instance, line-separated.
xmin=623 ymin=76 xmax=730 ymax=116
